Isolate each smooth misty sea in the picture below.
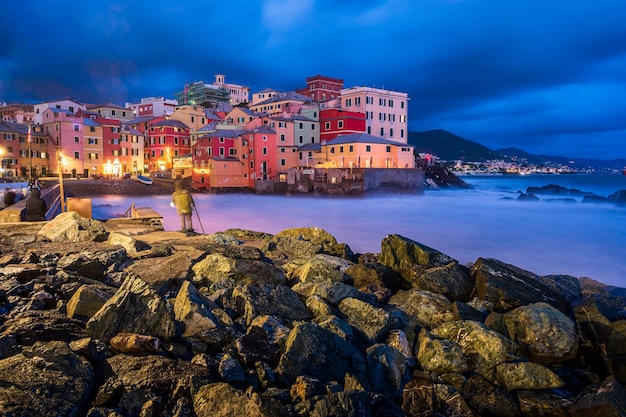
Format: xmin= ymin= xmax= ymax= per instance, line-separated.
xmin=92 ymin=174 xmax=626 ymax=288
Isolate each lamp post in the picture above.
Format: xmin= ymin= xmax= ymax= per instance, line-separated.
xmin=58 ymin=152 xmax=65 ymax=213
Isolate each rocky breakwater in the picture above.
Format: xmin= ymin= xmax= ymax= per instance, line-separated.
xmin=0 ymin=212 xmax=625 ymax=417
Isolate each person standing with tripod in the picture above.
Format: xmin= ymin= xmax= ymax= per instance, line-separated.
xmin=171 ymin=181 xmax=195 ymax=233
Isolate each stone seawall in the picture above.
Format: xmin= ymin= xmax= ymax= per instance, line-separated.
xmin=0 ymin=214 xmax=624 ymax=416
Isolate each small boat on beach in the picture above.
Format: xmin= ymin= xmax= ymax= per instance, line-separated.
xmin=136 ymin=175 xmax=153 ymax=185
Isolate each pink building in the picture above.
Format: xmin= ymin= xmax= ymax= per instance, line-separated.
xmin=42 ymin=108 xmax=85 ymax=177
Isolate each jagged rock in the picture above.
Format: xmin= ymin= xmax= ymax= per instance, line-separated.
xmin=402 ymin=376 xmax=438 ymax=417
xmin=471 ymin=257 xmax=571 ymax=314
xmin=517 ymin=390 xmax=573 ymax=417
xmin=193 ymin=383 xmax=285 ymax=416
xmin=569 ymin=376 xmax=626 ymax=417
xmin=536 ymin=274 xmax=581 ymax=303
xmin=249 ymin=315 xmax=291 ymax=349
xmin=452 ymin=300 xmax=487 ymax=322
xmin=262 ymin=236 xmax=323 ymax=261
xmin=222 ymin=228 xmax=274 ymax=242
xmin=414 ymin=261 xmax=473 ymax=301
xmin=345 ymin=262 xmax=385 ymax=289
xmin=195 ymin=241 xmax=266 ymax=260
xmin=107 ymin=231 xmax=151 ymax=255
xmin=38 ymin=211 xmax=108 ymax=242
xmin=218 ymin=353 xmax=246 ymax=383
xmin=0 ymin=341 xmax=94 ymax=417
xmin=338 ymin=297 xmax=393 ymax=343
xmin=495 ymin=361 xmax=564 ymax=390
xmin=57 ymin=248 xmax=127 ymax=280
xmin=105 ymin=353 xmax=214 ymax=416
xmin=235 ymin=325 xmax=282 ymax=365
xmin=233 ymin=282 xmax=311 ymax=326
xmin=290 ymin=375 xmax=323 ymax=402
xmin=295 ymin=390 xmax=391 ymax=417
xmin=417 ymin=329 xmax=469 ymax=374
xmin=276 ymin=322 xmax=368 ymax=386
xmin=305 ymin=294 xmax=334 ymax=318
xmin=380 ymin=234 xmax=455 ymax=283
xmin=292 ymin=281 xmax=366 ymax=306
xmin=66 ymin=283 xmax=116 ymax=322
xmin=317 ymin=315 xmax=355 ymax=341
xmin=503 ymin=302 xmax=579 ymax=364
xmin=273 ymin=226 xmax=352 ymax=259
xmin=462 ymin=373 xmax=522 ymax=417
xmin=366 ymin=343 xmax=411 ymax=398
xmin=110 ymin=332 xmax=161 ymax=354
xmin=173 ymin=281 xmax=232 ymax=339
xmin=192 ymin=253 xmax=286 ymax=290
xmin=127 ymin=252 xmax=196 ymax=296
xmin=0 ymin=309 xmax=87 ymax=345
xmin=388 ymin=288 xmax=455 ymax=329
xmin=387 ymin=329 xmax=415 ymax=366
xmin=431 ymin=320 xmax=518 ymax=380
xmin=86 ymin=272 xmax=177 ymax=343
xmin=289 ymin=257 xmax=350 ymax=285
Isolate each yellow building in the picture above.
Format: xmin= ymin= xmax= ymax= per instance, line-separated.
xmin=319 ymin=133 xmax=415 ymax=169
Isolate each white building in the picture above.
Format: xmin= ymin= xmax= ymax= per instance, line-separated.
xmin=339 ymin=86 xmax=408 ymax=144
xmin=125 ymin=97 xmax=178 ymax=118
xmin=214 ymin=74 xmax=250 ymax=105
xmin=33 ymin=99 xmax=86 ymax=125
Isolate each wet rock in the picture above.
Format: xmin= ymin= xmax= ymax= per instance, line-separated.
xmin=388 ymin=288 xmax=455 ymax=329
xmin=38 ymin=211 xmax=108 ymax=242
xmin=536 ymin=274 xmax=581 ymax=303
xmin=431 ymin=320 xmax=518 ymax=380
xmin=235 ymin=325 xmax=282 ymax=365
xmin=495 ymin=361 xmax=564 ymax=391
xmin=292 ymin=281 xmax=365 ymax=306
xmin=273 ymin=226 xmax=353 ymax=259
xmin=504 ymin=302 xmax=578 ymax=364
xmin=0 ymin=341 xmax=94 ymax=417
xmin=452 ymin=300 xmax=487 ymax=323
xmin=173 ymin=281 xmax=232 ymax=339
xmin=402 ymin=376 xmax=437 ymax=417
xmin=57 ymin=247 xmax=127 ymax=280
xmin=380 ymin=234 xmax=455 ymax=283
xmin=276 ymin=322 xmax=367 ymax=386
xmin=0 ymin=309 xmax=87 ymax=345
xmin=262 ymin=236 xmax=323 ymax=261
xmin=517 ymin=389 xmax=573 ymax=417
xmin=338 ymin=297 xmax=393 ymax=343
xmin=127 ymin=252 xmax=195 ymax=296
xmin=471 ymin=257 xmax=571 ymax=314
xmin=289 ymin=257 xmax=351 ymax=285
xmin=86 ymin=272 xmax=176 ymax=343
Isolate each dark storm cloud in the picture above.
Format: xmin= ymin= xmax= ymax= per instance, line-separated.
xmin=1 ymin=0 xmax=625 ymax=159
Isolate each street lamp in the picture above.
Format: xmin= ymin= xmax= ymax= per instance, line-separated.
xmin=58 ymin=152 xmax=66 ymax=213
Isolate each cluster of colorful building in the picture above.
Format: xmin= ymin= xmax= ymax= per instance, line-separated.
xmin=0 ymin=74 xmax=415 ymax=191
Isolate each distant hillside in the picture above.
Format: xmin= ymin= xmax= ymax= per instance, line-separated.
xmin=409 ymin=129 xmax=626 ymax=172
xmin=408 ymin=129 xmax=498 ymax=161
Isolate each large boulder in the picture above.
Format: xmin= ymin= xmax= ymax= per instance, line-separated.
xmin=173 ymin=281 xmax=233 ymax=339
xmin=57 ymin=248 xmax=127 ymax=281
xmin=431 ymin=320 xmax=518 ymax=380
xmin=126 ymin=252 xmax=195 ymax=295
xmin=388 ymin=288 xmax=455 ymax=329
xmin=232 ymin=283 xmax=311 ymax=326
xmin=338 ymin=297 xmax=394 ymax=343
xmin=471 ymin=257 xmax=571 ymax=314
xmin=503 ymin=302 xmax=579 ymax=364
xmin=417 ymin=329 xmax=469 ymax=374
xmin=569 ymin=376 xmax=626 ymax=417
xmin=0 ymin=310 xmax=87 ymax=345
xmin=38 ymin=211 xmax=108 ymax=242
xmin=0 ymin=341 xmax=94 ymax=417
xmin=276 ymin=322 xmax=368 ymax=386
xmin=379 ymin=234 xmax=455 ymax=283
xmin=66 ymin=283 xmax=116 ymax=322
xmin=86 ymin=272 xmax=177 ymax=343
xmin=495 ymin=361 xmax=564 ymax=391
xmin=462 ymin=373 xmax=522 ymax=417
xmin=272 ymin=227 xmax=352 ymax=259
xmin=192 ymin=253 xmax=286 ymax=291
xmin=414 ymin=261 xmax=473 ymax=302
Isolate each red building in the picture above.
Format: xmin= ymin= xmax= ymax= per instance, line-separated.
xmin=319 ymin=108 xmax=366 ymax=142
xmin=243 ymin=124 xmax=277 ymax=185
xmin=297 ymin=75 xmax=344 ymax=102
xmin=146 ymin=119 xmax=190 ymax=173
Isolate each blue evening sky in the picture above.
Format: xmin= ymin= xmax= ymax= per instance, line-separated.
xmin=1 ymin=0 xmax=625 ymax=159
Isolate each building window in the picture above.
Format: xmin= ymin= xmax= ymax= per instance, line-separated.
xmin=74 ymin=136 xmax=80 ymax=143
xmin=74 ymin=125 xmax=79 ymax=131
xmin=380 ymin=128 xmax=384 ymax=136
xmin=401 ymin=101 xmax=405 ymax=109
xmin=349 ymin=145 xmax=354 ymax=152
xmin=325 ymin=122 xmax=330 ymax=130
xmin=339 ymin=146 xmax=344 ymax=153
xmin=386 ymin=146 xmax=391 ymax=152
xmin=74 ymin=151 xmax=80 ymax=159
xmin=280 ymin=134 xmax=285 ymax=142
xmin=338 ymin=121 xmax=344 ymax=129
xmin=401 ymin=129 xmax=405 ymax=138
xmin=389 ymin=100 xmax=394 ymax=108
xmin=262 ymin=147 xmax=267 ymax=155
xmin=230 ymin=148 xmax=236 ymax=156
xmin=390 ymin=128 xmax=394 ymax=137
xmin=219 ymin=147 xmax=225 ymax=156
xmin=280 ymin=158 xmax=286 ymax=166
xmin=330 ymin=147 xmax=335 ymax=154
xmin=366 ymin=146 xmax=371 ymax=152
xmin=280 ymin=148 xmax=286 ymax=153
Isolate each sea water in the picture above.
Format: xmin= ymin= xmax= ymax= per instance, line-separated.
xmin=91 ymin=174 xmax=626 ymax=288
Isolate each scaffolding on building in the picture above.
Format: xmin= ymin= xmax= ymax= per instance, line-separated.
xmin=175 ymin=81 xmax=230 ymax=108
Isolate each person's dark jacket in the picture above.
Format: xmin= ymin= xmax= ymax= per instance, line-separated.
xmin=25 ymin=188 xmax=47 ymax=221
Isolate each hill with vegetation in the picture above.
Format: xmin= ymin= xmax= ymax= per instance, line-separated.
xmin=408 ymin=129 xmax=626 ymax=172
